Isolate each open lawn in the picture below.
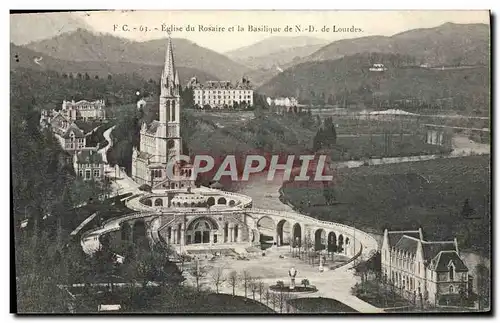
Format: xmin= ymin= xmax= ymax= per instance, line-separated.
xmin=282 ymin=156 xmax=491 ymax=256
xmin=331 ymin=133 xmax=450 ymax=161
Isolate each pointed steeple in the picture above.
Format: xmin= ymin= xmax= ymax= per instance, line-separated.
xmin=161 ymin=33 xmax=179 ymax=96
xmin=174 ymin=70 xmax=179 ymax=85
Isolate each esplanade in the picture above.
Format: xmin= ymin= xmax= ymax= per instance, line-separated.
xmin=81 ymin=185 xmax=378 ymax=263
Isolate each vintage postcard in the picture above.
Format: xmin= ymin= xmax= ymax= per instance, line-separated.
xmin=11 ymin=10 xmax=491 ymax=314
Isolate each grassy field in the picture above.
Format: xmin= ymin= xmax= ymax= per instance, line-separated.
xmin=288 ymin=297 xmax=358 ymax=313
xmin=332 ymin=134 xmax=450 ymax=161
xmin=282 ymin=155 xmax=491 ymax=256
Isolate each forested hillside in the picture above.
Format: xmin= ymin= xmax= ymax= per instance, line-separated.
xmin=259 ymin=52 xmax=490 ymax=115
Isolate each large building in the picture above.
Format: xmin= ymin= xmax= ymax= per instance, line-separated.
xmin=61 ymin=99 xmax=106 ymax=121
xmin=131 ymin=36 xmax=194 ymax=189
xmin=41 ymin=112 xmax=87 ymax=152
xmin=381 ymin=228 xmax=471 ymax=306
xmin=188 ymin=77 xmax=254 ymax=109
xmin=73 ymin=148 xmax=104 ymax=181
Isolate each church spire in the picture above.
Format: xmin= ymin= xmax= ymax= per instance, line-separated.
xmin=161 ymin=32 xmax=179 ymax=96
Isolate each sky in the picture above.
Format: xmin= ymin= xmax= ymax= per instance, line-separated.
xmin=10 ymin=10 xmax=490 ymax=53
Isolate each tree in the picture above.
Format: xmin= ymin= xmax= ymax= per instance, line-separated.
xmin=257 ymin=280 xmax=265 ymax=302
xmin=210 ymin=266 xmax=226 ymax=294
xmin=190 ymin=259 xmax=208 ymax=293
xmin=301 ymin=278 xmax=310 ymax=289
xmin=276 ymin=280 xmax=285 ymax=290
xmin=227 ymin=270 xmax=238 ymax=296
xmin=241 ymin=270 xmax=253 ymax=298
xmin=250 ymin=278 xmax=258 ymax=300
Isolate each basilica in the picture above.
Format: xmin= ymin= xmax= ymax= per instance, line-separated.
xmin=131 ymin=36 xmax=195 ymax=189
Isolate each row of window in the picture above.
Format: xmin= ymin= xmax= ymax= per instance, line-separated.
xmin=194 ymin=90 xmax=252 ymax=95
xmin=78 ymin=169 xmax=101 ymax=179
xmin=196 ymin=96 xmax=252 ymax=101
xmin=65 ymin=143 xmax=85 ymax=149
xmin=194 ymin=100 xmax=251 ymax=105
xmin=78 ymin=163 xmax=101 ymax=168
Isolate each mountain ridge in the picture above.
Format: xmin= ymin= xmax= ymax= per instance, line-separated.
xmin=11 ymin=43 xmax=218 ymax=84
xmin=302 ymin=22 xmax=490 ymax=67
xmin=25 ymin=28 xmax=250 ymax=82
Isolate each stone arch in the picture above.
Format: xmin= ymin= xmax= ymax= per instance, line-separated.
xmin=229 ymin=200 xmax=235 ymax=206
xmin=207 ymin=197 xmax=215 ymax=206
xmin=143 ymin=199 xmax=152 ymax=206
xmin=154 ymin=198 xmax=163 ymax=206
xmin=292 ymin=223 xmax=302 ymax=247
xmin=345 ymin=237 xmax=350 ymax=246
xmin=327 ymin=232 xmax=337 ymax=253
xmin=256 ymin=216 xmax=276 ymax=245
xmin=217 ymin=197 xmax=227 ymax=205
xmin=314 ymin=228 xmax=326 ymax=251
xmin=276 ymin=219 xmax=292 ymax=246
xmin=338 ymin=234 xmax=344 ymax=253
xmin=191 ymin=202 xmax=195 ymax=207
xmin=234 ymin=224 xmax=239 ymax=242
xmin=187 ymin=217 xmax=218 ymax=244
xmin=183 ymin=202 xmax=188 ymax=207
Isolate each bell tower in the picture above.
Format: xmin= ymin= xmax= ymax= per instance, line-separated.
xmin=158 ymin=33 xmax=182 ymax=165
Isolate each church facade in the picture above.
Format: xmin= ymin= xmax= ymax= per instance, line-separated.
xmin=131 ymin=36 xmax=194 ymax=189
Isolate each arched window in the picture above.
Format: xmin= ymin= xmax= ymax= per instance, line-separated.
xmin=207 ymin=197 xmax=215 ymax=206
xmin=449 ymin=265 xmax=454 ymax=280
xmin=172 ymin=101 xmax=176 ymax=122
xmin=154 ymin=198 xmax=163 ymax=206
xmin=449 ymin=285 xmax=454 ymax=294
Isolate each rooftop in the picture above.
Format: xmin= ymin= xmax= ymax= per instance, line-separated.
xmin=191 ymin=78 xmax=253 ymax=90
xmin=430 ymin=251 xmax=468 ymax=272
xmin=75 ymin=149 xmax=103 ymax=164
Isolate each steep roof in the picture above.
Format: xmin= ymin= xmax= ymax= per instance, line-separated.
xmin=394 ymin=235 xmax=419 ymax=254
xmin=422 ymin=241 xmax=457 ymax=262
xmin=75 ymin=149 xmax=103 ymax=164
xmin=60 ymin=123 xmax=85 ymax=138
xmin=431 ymin=251 xmax=468 ymax=272
xmin=387 ymin=230 xmax=421 ymax=247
